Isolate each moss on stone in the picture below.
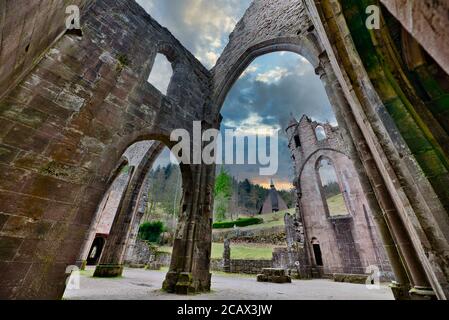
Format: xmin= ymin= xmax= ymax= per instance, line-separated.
xmin=116 ymin=54 xmax=130 ymax=72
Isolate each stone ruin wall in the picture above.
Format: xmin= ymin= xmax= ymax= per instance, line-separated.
xmin=0 ymin=0 xmax=211 ymax=299
xmin=0 ymin=0 xmax=90 ymax=102
xmin=286 ymin=117 xmax=393 ymax=278
xmin=79 ymin=140 xmax=155 ymax=261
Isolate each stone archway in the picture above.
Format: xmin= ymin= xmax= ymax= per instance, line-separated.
xmin=92 ymin=140 xmax=167 ymax=277
xmin=304 ymin=0 xmax=449 ymax=299
xmin=209 ymin=0 xmax=434 ymax=299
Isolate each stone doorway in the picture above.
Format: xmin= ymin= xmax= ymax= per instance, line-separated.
xmin=86 ymin=236 xmax=106 ymax=266
xmin=311 ymin=238 xmax=323 ymax=267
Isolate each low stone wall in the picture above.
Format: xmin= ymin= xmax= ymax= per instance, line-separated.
xmin=125 ymin=240 xmax=172 ymax=269
xmin=156 ymin=252 xmax=172 ymax=266
xmin=210 ymin=258 xmax=272 ymax=274
xmin=210 ymin=258 xmax=224 ymax=271
xmin=212 ymin=226 xmax=286 ymax=244
xmin=142 ymin=252 xmax=172 ymax=271
xmin=230 ymin=259 xmax=273 ymax=274
xmin=333 ymin=273 xmax=368 ymax=284
xmin=124 ymin=239 xmax=153 ymax=266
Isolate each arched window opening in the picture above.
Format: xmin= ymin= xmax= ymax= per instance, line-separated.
xmin=86 ymin=236 xmax=105 ymax=265
xmin=294 ymin=135 xmax=301 ymax=148
xmin=317 ymin=158 xmax=349 ymax=217
xmin=315 ymin=126 xmax=326 ymax=141
xmin=311 ymin=237 xmax=323 ymax=266
xmin=148 ymin=53 xmax=173 ymax=95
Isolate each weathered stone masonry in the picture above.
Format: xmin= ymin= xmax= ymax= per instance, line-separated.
xmin=1 ymin=0 xmax=449 ymax=300
xmin=0 ymin=0 xmax=212 ymax=298
xmin=286 ymin=116 xmax=392 ymax=278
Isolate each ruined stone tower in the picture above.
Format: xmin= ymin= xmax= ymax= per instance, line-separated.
xmin=286 ymin=115 xmax=392 ymax=278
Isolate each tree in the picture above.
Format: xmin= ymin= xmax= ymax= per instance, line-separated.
xmin=213 ymin=166 xmax=233 ymax=221
xmin=143 ymin=164 xmax=183 ymax=232
xmin=214 ymin=193 xmax=229 ymax=222
xmin=138 ymin=220 xmax=166 ymax=243
xmin=214 ymin=166 xmax=232 ymax=198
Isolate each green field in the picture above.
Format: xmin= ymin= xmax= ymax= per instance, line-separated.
xmin=225 ymin=208 xmax=295 ymax=231
xmin=159 ymin=242 xmax=276 ymax=260
xmin=157 ymin=209 xmax=295 ymax=260
xmin=326 ymin=193 xmax=349 ymax=216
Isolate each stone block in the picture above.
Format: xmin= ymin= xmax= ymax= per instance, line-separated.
xmin=389 ymin=282 xmax=411 ymax=300
xmin=333 ymin=273 xmax=368 ymax=284
xmin=175 ymin=272 xmax=194 ymax=295
xmin=93 ymin=264 xmax=124 ymax=278
xmin=162 ymin=271 xmax=178 ymax=293
xmin=257 ymin=274 xmax=268 ymax=282
xmin=262 ymin=268 xmax=286 ymax=277
xmin=145 ymin=262 xmax=161 ymax=270
xmin=257 ymin=269 xmax=291 ymax=284
xmin=270 ymin=275 xmax=292 ymax=283
xmin=0 ymin=237 xmax=22 ymax=261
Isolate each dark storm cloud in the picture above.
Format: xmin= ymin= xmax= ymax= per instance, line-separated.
xmin=222 ymin=54 xmax=336 ymax=131
xmin=221 ymin=53 xmax=337 ymax=185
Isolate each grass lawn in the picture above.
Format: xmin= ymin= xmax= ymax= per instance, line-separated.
xmin=326 ymin=194 xmax=349 ymax=216
xmin=157 ymin=209 xmax=294 ymax=261
xmin=216 ymin=208 xmax=295 ymax=232
xmin=159 ymin=242 xmax=276 ymax=260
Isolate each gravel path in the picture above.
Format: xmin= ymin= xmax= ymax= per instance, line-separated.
xmin=63 ymin=267 xmax=394 ymax=300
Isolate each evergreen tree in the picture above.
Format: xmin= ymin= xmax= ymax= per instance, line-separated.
xmin=213 ymin=166 xmax=233 ymax=221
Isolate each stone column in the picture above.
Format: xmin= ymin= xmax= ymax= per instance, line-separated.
xmin=123 ymin=171 xmax=151 ymax=265
xmin=93 ymin=142 xmax=164 ymax=277
xmin=223 ymin=239 xmax=231 ymax=273
xmin=161 ymin=115 xmax=219 ymax=294
xmin=162 ymin=163 xmax=215 ymax=294
xmin=93 ymin=167 xmax=136 ymax=277
xmin=316 ymin=53 xmax=419 ymax=299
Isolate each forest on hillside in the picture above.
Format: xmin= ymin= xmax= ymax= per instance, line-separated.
xmin=142 ymin=164 xmax=295 ymax=229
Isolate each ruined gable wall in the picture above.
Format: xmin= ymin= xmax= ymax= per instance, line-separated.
xmin=288 ymin=119 xmax=392 ymax=276
xmin=0 ymin=0 xmax=210 ymax=299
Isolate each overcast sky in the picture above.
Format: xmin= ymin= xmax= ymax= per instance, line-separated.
xmin=136 ymin=0 xmax=252 ymax=68
xmin=137 ymin=0 xmax=336 ymax=190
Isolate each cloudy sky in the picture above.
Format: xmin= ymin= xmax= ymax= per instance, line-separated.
xmin=135 ymin=0 xmax=252 ymax=68
xmin=221 ymin=52 xmax=335 ymax=189
xmin=137 ymin=0 xmax=336 ymax=190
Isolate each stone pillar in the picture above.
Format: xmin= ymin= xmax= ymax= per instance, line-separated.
xmin=123 ymin=171 xmax=151 ymax=265
xmin=93 ymin=142 xmax=164 ymax=278
xmin=316 ymin=53 xmax=420 ymax=299
xmin=223 ymin=239 xmax=231 ymax=273
xmin=161 ymin=115 xmax=220 ymax=294
xmin=294 ymin=182 xmax=314 ymax=278
xmin=93 ymin=167 xmax=136 ymax=278
xmin=379 ymin=0 xmax=449 ymax=76
xmin=162 ymin=163 xmax=215 ymax=294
